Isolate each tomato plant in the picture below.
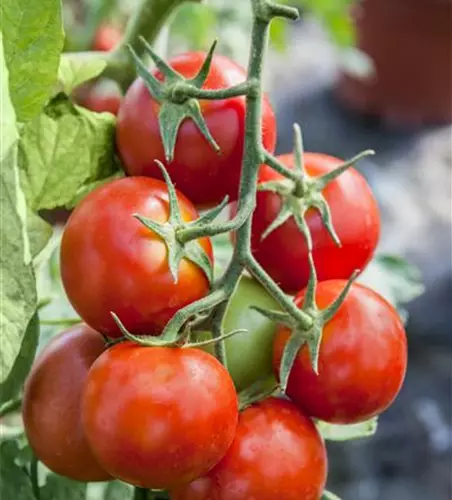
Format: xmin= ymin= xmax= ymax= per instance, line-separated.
xmin=273 ymin=280 xmax=408 ymax=424
xmin=0 ymin=0 xmax=424 ymax=498
xmin=197 ymin=275 xmax=281 ymax=391
xmin=82 ymin=342 xmax=238 ymax=489
xmin=60 ymin=176 xmax=213 ymax=338
xmin=22 ymin=324 xmax=110 ymax=482
xmin=249 ymin=152 xmax=381 ymax=294
xmin=170 ymin=397 xmax=327 ymax=500
xmin=116 ymin=52 xmax=277 ymax=206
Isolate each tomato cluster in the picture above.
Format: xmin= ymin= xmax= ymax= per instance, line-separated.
xmin=23 ymin=50 xmax=407 ymax=499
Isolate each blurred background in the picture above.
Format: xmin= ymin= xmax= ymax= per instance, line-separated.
xmin=63 ymin=1 xmax=452 ymax=498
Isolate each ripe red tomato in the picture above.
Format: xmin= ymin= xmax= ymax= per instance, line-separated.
xmin=82 ymin=343 xmax=238 ymax=489
xmin=116 ymin=52 xmax=277 ymax=206
xmin=60 ymin=177 xmax=213 ymax=338
xmin=92 ymin=24 xmax=122 ymax=52
xmin=75 ymin=79 xmax=122 ymax=116
xmin=250 ymin=153 xmax=380 ymax=294
xmin=273 ymin=281 xmax=407 ymax=424
xmin=22 ymin=324 xmax=110 ymax=482
xmin=170 ymin=397 xmax=327 ymax=500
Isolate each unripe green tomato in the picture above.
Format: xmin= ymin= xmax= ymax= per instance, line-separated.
xmin=196 ymin=275 xmax=280 ymax=391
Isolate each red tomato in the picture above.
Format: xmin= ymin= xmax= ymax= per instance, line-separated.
xmin=250 ymin=153 xmax=380 ymax=293
xmin=116 ymin=52 xmax=277 ymax=206
xmin=170 ymin=397 xmax=327 ymax=500
xmin=92 ymin=24 xmax=122 ymax=52
xmin=82 ymin=343 xmax=238 ymax=489
xmin=75 ymin=79 xmax=122 ymax=116
xmin=22 ymin=324 xmax=110 ymax=481
xmin=273 ymin=281 xmax=407 ymax=424
xmin=60 ymin=177 xmax=213 ymax=338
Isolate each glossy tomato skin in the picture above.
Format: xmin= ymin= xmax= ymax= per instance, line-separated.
xmin=170 ymin=397 xmax=327 ymax=500
xmin=251 ymin=153 xmax=380 ymax=294
xmin=22 ymin=324 xmax=110 ymax=482
xmin=198 ymin=275 xmax=280 ymax=391
xmin=92 ymin=24 xmax=122 ymax=52
xmin=116 ymin=52 xmax=277 ymax=206
xmin=60 ymin=177 xmax=213 ymax=338
xmin=273 ymin=281 xmax=408 ymax=424
xmin=82 ymin=343 xmax=238 ymax=489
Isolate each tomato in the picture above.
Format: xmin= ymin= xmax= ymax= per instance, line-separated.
xmin=92 ymin=24 xmax=122 ymax=52
xmin=170 ymin=397 xmax=327 ymax=500
xmin=22 ymin=324 xmax=110 ymax=482
xmin=250 ymin=153 xmax=380 ymax=294
xmin=75 ymin=79 xmax=122 ymax=116
xmin=60 ymin=177 xmax=213 ymax=338
xmin=116 ymin=52 xmax=277 ymax=206
xmin=197 ymin=275 xmax=280 ymax=391
xmin=82 ymin=343 xmax=238 ymax=489
xmin=273 ymin=281 xmax=407 ymax=424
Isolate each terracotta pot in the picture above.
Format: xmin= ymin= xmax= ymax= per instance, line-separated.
xmin=336 ymin=0 xmax=452 ymax=125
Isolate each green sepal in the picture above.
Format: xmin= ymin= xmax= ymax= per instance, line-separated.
xmin=186 ymin=328 xmax=246 ymax=348
xmin=128 ymin=39 xmax=221 ymax=163
xmin=134 ymin=162 xmax=214 ymax=285
xmin=258 ymin=123 xmax=374 ymax=251
xmin=158 ymin=99 xmax=220 ymax=163
xmin=110 ymin=312 xmax=180 ymax=347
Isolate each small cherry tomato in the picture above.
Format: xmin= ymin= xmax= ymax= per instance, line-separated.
xmin=197 ymin=275 xmax=280 ymax=391
xmin=273 ymin=281 xmax=408 ymax=424
xmin=250 ymin=153 xmax=380 ymax=293
xmin=75 ymin=79 xmax=122 ymax=116
xmin=82 ymin=343 xmax=238 ymax=489
xmin=22 ymin=324 xmax=110 ymax=481
xmin=116 ymin=52 xmax=277 ymax=206
xmin=92 ymin=24 xmax=122 ymax=52
xmin=60 ymin=177 xmax=213 ymax=338
xmin=170 ymin=397 xmax=327 ymax=500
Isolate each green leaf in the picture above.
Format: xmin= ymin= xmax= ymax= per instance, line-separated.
xmin=0 ymin=33 xmax=37 ymax=384
xmin=104 ymin=481 xmax=134 ymax=500
xmin=316 ymin=417 xmax=378 ymax=441
xmin=0 ymin=313 xmax=39 ymax=404
xmin=358 ymin=254 xmax=425 ymax=320
xmin=57 ymin=53 xmax=107 ymax=95
xmin=0 ymin=0 xmax=64 ymax=122
xmin=27 ymin=211 xmax=53 ymax=259
xmin=18 ymin=93 xmax=119 ymax=211
xmin=40 ymin=474 xmax=87 ymax=500
xmin=0 ymin=441 xmax=35 ymax=500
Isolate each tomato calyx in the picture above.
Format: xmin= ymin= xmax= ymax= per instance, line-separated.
xmin=128 ymin=37 xmax=220 ymax=162
xmin=110 ymin=310 xmax=246 ymax=349
xmin=238 ymin=377 xmax=280 ymax=411
xmin=134 ymin=161 xmax=214 ymax=285
xmin=259 ymin=124 xmax=375 ymax=249
xmin=254 ymin=253 xmax=359 ymax=392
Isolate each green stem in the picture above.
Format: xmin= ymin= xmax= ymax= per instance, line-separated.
xmin=176 ymin=81 xmax=254 ymax=100
xmin=0 ymin=397 xmax=22 ymax=418
xmin=246 ymin=254 xmax=313 ymax=329
xmin=110 ymin=0 xmax=201 ymax=89
xmin=30 ymin=455 xmax=40 ymax=500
